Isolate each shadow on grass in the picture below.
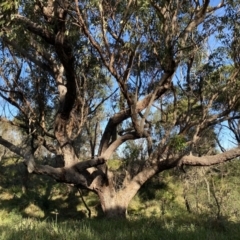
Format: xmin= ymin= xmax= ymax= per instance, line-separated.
xmin=0 ymin=215 xmax=240 ymax=240
xmin=0 ymin=184 xmax=87 ymax=221
xmin=0 ymin=160 xmax=88 ymax=221
xmin=1 ymin=159 xmax=240 ymax=239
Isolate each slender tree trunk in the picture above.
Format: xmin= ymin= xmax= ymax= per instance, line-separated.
xmin=20 ymin=163 xmax=29 ymax=194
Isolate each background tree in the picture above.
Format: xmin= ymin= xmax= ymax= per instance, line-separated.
xmin=0 ymin=0 xmax=240 ymax=218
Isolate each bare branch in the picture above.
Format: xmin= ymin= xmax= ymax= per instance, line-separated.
xmin=0 ymin=135 xmax=105 ymax=185
xmin=98 ymin=72 xmax=173 ymax=155
xmin=182 ymin=147 xmax=240 ymax=166
xmin=88 ymin=88 xmax=118 ymax=115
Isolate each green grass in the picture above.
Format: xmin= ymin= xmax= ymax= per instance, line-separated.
xmin=0 ymin=211 xmax=239 ymax=240
xmin=1 ymin=158 xmax=240 ymax=239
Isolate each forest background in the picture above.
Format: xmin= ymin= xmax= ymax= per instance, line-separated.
xmin=1 ymin=0 xmax=240 ymax=239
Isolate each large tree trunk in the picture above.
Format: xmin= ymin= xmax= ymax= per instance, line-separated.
xmin=97 ymin=186 xmax=129 ymax=218
xmin=95 ymin=161 xmax=176 ymax=218
xmin=95 ymin=169 xmax=150 ymax=218
xmin=94 ymin=170 xmax=130 ymax=218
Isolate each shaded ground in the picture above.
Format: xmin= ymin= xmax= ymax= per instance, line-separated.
xmin=1 ymin=158 xmax=240 ymax=239
xmin=0 ymin=213 xmax=240 ymax=240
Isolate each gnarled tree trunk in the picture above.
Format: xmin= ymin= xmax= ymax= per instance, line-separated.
xmin=95 ymin=165 xmax=160 ymax=218
xmin=98 ymin=187 xmax=128 ymax=218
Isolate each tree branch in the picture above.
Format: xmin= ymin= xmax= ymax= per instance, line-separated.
xmin=182 ymin=147 xmax=240 ymax=166
xmin=98 ymin=72 xmax=173 ymax=156
xmin=14 ymin=14 xmax=55 ymax=44
xmin=3 ymin=37 xmax=54 ymax=76
xmin=0 ymin=135 xmax=105 ymax=185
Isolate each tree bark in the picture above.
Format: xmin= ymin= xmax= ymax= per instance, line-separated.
xmin=97 ymin=186 xmax=128 ymax=218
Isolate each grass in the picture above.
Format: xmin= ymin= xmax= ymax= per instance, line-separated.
xmin=0 ymin=210 xmax=239 ymax=240
xmin=1 ymin=158 xmax=240 ymax=239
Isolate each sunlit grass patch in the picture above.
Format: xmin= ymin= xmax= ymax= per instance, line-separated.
xmin=0 ymin=192 xmax=14 ymax=200
xmin=24 ymin=203 xmax=45 ymax=218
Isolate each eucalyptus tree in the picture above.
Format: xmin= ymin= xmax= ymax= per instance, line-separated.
xmin=0 ymin=0 xmax=240 ymax=218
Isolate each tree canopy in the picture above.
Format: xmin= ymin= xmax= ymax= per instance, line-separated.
xmin=0 ymin=0 xmax=240 ymax=218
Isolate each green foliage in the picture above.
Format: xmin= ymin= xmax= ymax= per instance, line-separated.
xmin=0 ymin=0 xmax=19 ymax=26
xmin=169 ymin=135 xmax=187 ymax=153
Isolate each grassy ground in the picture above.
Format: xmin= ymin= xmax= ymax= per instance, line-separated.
xmin=1 ymin=158 xmax=240 ymax=239
xmin=0 ymin=210 xmax=240 ymax=240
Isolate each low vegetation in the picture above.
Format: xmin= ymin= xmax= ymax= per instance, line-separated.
xmin=1 ymin=157 xmax=240 ymax=239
